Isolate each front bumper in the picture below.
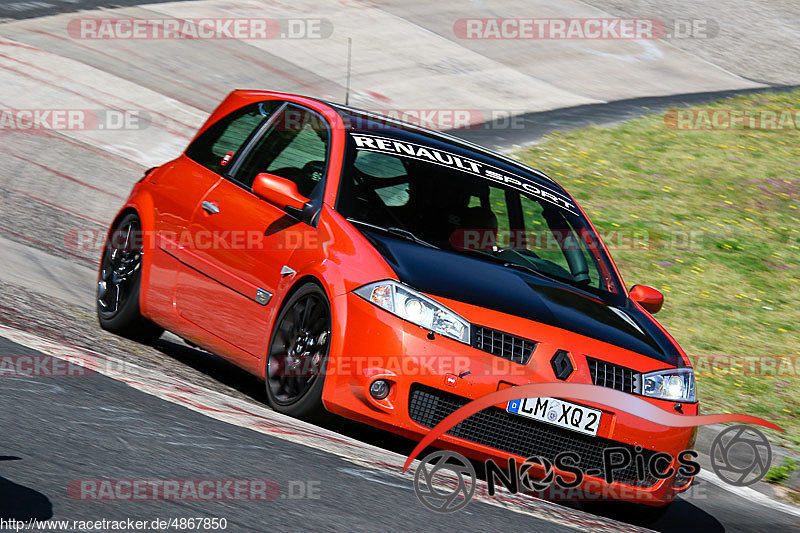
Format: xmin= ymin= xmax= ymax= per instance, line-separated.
xmin=322 ymin=291 xmax=697 ymax=505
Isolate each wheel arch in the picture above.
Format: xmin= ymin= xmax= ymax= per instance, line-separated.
xmin=282 ymin=274 xmax=329 ymax=302
xmin=262 ymin=273 xmax=333 ymax=380
xmin=105 ymin=206 xmax=138 ymax=237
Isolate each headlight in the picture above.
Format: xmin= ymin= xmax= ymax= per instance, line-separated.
xmin=641 ymin=368 xmax=695 ymax=402
xmin=354 ymin=280 xmax=470 ymax=344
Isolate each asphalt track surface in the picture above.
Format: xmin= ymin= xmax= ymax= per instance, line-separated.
xmin=0 ymin=336 xmax=577 ymax=533
xmin=1 ymin=1 xmax=799 ymax=532
xmin=2 ymin=330 xmax=799 ymax=533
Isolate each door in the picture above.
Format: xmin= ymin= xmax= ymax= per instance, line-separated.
xmin=155 ymin=99 xmax=280 ymax=247
xmin=148 ymin=100 xmax=279 ymax=323
xmin=175 ymin=104 xmax=331 ymax=358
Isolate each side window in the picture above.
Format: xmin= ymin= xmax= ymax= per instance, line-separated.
xmin=234 ymin=105 xmax=330 ymax=198
xmin=519 ymin=195 xmax=563 ymax=265
xmin=185 ymin=101 xmax=280 ymax=175
xmin=520 ymin=195 xmax=602 ymax=287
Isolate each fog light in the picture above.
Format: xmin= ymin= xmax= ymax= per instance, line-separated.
xmin=369 ymin=379 xmax=390 ymax=400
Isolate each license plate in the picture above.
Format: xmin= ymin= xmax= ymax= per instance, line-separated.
xmin=507 ymin=397 xmax=602 ymax=436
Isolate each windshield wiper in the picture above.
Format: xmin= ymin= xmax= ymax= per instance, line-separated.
xmin=346 ymin=218 xmax=440 ymax=249
xmin=501 ymin=261 xmax=601 ymax=300
xmin=451 ymin=248 xmax=561 ymax=283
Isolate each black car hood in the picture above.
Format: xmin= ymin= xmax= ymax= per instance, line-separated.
xmin=364 ymin=231 xmax=681 ymax=366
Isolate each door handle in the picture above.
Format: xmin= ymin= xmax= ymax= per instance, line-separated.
xmin=201 ymin=201 xmax=220 ymax=214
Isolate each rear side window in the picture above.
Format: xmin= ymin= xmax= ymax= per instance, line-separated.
xmin=185 ymin=101 xmax=280 ymax=174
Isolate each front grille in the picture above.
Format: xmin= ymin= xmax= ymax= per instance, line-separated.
xmin=409 ymin=384 xmax=658 ymax=487
xmin=471 ymin=325 xmax=536 ymax=365
xmin=586 ymin=357 xmax=640 ymax=394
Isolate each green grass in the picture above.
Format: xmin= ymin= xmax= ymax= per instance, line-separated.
xmin=513 ymin=90 xmax=800 ymax=449
xmin=766 ymin=458 xmax=798 ymax=484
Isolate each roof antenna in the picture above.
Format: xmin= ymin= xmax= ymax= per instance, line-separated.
xmin=345 ymin=37 xmax=352 ymax=106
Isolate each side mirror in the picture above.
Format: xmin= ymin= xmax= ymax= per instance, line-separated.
xmin=629 ymin=285 xmax=664 ymax=314
xmin=252 ymin=173 xmax=309 ymax=213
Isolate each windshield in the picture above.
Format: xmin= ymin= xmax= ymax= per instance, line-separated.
xmin=336 ymin=131 xmax=623 ymax=296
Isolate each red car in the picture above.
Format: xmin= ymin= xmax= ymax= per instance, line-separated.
xmin=97 ymin=90 xmax=697 ymax=506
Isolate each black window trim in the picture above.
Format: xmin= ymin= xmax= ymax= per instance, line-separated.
xmin=224 ymin=101 xmax=288 ymax=181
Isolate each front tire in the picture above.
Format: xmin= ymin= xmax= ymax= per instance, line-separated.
xmin=265 ymin=283 xmax=331 ymax=421
xmin=96 ymin=213 xmax=163 ymax=344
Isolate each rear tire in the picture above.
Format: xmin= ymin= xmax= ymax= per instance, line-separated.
xmin=96 ymin=213 xmax=163 ymax=344
xmin=265 ymin=283 xmax=331 ymax=421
